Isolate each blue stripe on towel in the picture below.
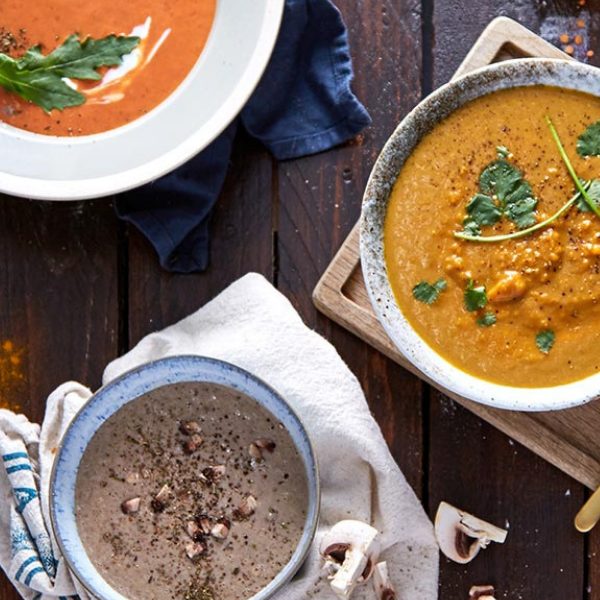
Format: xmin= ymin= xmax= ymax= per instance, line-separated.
xmin=2 ymin=452 xmax=29 ymax=462
xmin=6 ymin=464 xmax=32 ymax=474
xmin=15 ymin=555 xmax=41 ymax=582
xmin=24 ymin=566 xmax=45 ymax=586
xmin=13 ymin=488 xmax=37 ymax=514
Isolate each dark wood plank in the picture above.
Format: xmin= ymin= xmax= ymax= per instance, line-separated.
xmin=430 ymin=2 xmax=592 ymax=598
xmin=428 ymin=392 xmax=585 ymax=600
xmin=276 ymin=0 xmax=426 ymax=491
xmin=127 ymin=129 xmax=274 ymax=346
xmin=0 ymin=196 xmax=119 ymax=600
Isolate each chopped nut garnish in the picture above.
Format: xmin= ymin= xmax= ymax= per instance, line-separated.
xmin=200 ymin=465 xmax=226 ymax=484
xmin=121 ymin=497 xmax=141 ymax=514
xmin=185 ymin=540 xmax=206 ymax=560
xmin=151 ymin=484 xmax=172 ymax=512
xmin=180 ymin=421 xmax=202 ymax=435
xmin=254 ymin=439 xmax=276 ymax=453
xmin=183 ymin=434 xmax=204 ymax=455
xmin=236 ymin=494 xmax=257 ymax=518
xmin=469 ymin=585 xmax=496 ymax=599
xmin=211 ymin=518 xmax=231 ymax=539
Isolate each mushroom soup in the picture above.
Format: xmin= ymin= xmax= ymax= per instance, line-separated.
xmin=0 ymin=0 xmax=216 ymax=135
xmin=384 ymin=85 xmax=600 ymax=387
xmin=75 ymin=382 xmax=309 ymax=600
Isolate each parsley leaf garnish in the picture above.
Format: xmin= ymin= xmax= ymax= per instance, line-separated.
xmin=413 ymin=278 xmax=447 ymax=305
xmin=0 ymin=34 xmax=140 ymax=112
xmin=477 ymin=312 xmax=497 ymax=327
xmin=464 ymin=279 xmax=487 ymax=312
xmin=577 ymin=120 xmax=600 ymax=157
xmin=536 ymin=330 xmax=555 ymax=354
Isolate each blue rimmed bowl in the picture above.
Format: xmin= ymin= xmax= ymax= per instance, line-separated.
xmin=50 ymin=355 xmax=320 ymax=600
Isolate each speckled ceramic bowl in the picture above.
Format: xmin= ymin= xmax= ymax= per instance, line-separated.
xmin=50 ymin=355 xmax=320 ymax=600
xmin=361 ymin=58 xmax=600 ymax=412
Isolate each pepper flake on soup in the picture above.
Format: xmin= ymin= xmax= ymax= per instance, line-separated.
xmin=0 ymin=0 xmax=217 ymax=135
xmin=384 ymin=86 xmax=600 ymax=388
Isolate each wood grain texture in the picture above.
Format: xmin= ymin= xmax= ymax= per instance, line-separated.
xmin=276 ymin=0 xmax=426 ymax=492
xmin=0 ymin=196 xmax=119 ymax=600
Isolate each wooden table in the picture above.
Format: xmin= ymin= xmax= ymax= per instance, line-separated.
xmin=1 ymin=1 xmax=599 ymax=599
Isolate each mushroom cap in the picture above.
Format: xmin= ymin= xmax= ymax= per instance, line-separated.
xmin=434 ymin=502 xmax=507 ymax=564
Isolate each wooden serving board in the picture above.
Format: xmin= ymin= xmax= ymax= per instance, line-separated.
xmin=313 ymin=16 xmax=600 ymax=491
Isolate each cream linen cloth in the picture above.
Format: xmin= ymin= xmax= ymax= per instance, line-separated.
xmin=0 ymin=272 xmax=438 ymax=600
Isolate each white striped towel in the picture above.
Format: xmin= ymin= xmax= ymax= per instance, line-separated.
xmin=0 ymin=383 xmax=92 ymax=600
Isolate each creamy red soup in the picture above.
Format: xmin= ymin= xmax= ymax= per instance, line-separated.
xmin=0 ymin=0 xmax=216 ymax=135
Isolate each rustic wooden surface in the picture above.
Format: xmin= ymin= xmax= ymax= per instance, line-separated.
xmin=0 ymin=2 xmax=599 ymax=599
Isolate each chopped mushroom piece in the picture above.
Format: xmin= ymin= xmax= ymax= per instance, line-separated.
xmin=211 ymin=518 xmax=231 ymax=539
xmin=120 ymin=497 xmax=141 ymax=514
xmin=319 ymin=520 xmax=381 ymax=600
xmin=236 ymin=494 xmax=258 ymax=518
xmin=182 ymin=434 xmax=204 ymax=455
xmin=179 ymin=421 xmax=202 ymax=435
xmin=372 ymin=561 xmax=396 ymax=600
xmin=469 ymin=584 xmax=496 ymax=599
xmin=254 ymin=438 xmax=276 ymax=452
xmin=151 ymin=484 xmax=172 ymax=512
xmin=185 ymin=520 xmax=203 ymax=541
xmin=248 ymin=443 xmax=263 ymax=461
xmin=200 ymin=465 xmax=226 ymax=484
xmin=435 ymin=502 xmax=507 ymax=564
xmin=185 ymin=540 xmax=206 ymax=560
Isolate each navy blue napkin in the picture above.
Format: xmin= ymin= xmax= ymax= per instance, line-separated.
xmin=115 ymin=0 xmax=370 ymax=273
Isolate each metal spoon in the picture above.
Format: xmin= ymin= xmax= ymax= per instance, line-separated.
xmin=575 ymin=485 xmax=600 ymax=532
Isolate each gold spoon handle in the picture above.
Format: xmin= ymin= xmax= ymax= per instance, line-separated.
xmin=575 ymin=485 xmax=600 ymax=532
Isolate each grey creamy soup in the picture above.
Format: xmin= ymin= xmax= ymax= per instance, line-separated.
xmin=75 ymin=382 xmax=309 ymax=600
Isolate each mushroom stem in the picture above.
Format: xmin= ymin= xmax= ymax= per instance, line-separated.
xmin=372 ymin=562 xmax=396 ymax=600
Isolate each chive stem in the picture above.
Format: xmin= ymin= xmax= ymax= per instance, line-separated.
xmin=545 ymin=115 xmax=600 ymax=218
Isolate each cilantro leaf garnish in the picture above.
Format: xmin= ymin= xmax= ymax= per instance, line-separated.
xmin=576 ymin=178 xmax=600 ymax=212
xmin=461 ymin=217 xmax=481 ymax=237
xmin=464 ymin=279 xmax=487 ymax=312
xmin=466 ymin=193 xmax=502 ymax=226
xmin=0 ymin=34 xmax=140 ymax=112
xmin=477 ymin=312 xmax=497 ymax=327
xmin=536 ymin=330 xmax=555 ymax=354
xmin=413 ymin=278 xmax=447 ymax=305
xmin=577 ymin=120 xmax=600 ymax=157
xmin=477 ymin=153 xmax=538 ymax=228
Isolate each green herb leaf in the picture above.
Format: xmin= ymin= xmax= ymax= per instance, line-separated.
xmin=476 ymin=311 xmax=497 ymax=327
xmin=576 ymin=178 xmax=600 ymax=212
xmin=536 ymin=330 xmax=555 ymax=354
xmin=413 ymin=278 xmax=447 ymax=305
xmin=464 ymin=279 xmax=488 ymax=312
xmin=461 ymin=217 xmax=481 ymax=237
xmin=577 ymin=120 xmax=600 ymax=157
xmin=466 ymin=193 xmax=502 ymax=226
xmin=478 ymin=157 xmax=538 ymax=228
xmin=496 ymin=146 xmax=510 ymax=158
xmin=0 ymin=34 xmax=140 ymax=112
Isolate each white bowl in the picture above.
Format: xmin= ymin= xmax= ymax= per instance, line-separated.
xmin=361 ymin=58 xmax=600 ymax=412
xmin=0 ymin=0 xmax=284 ymax=200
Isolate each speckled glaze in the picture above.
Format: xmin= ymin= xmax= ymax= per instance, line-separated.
xmin=50 ymin=356 xmax=320 ymax=600
xmin=361 ymin=58 xmax=600 ymax=412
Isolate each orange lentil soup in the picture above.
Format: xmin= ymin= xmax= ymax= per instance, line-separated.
xmin=0 ymin=0 xmax=216 ymax=136
xmin=384 ymin=85 xmax=600 ymax=388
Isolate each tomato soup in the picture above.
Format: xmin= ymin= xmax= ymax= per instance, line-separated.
xmin=384 ymin=86 xmax=600 ymax=388
xmin=0 ymin=0 xmax=216 ymax=135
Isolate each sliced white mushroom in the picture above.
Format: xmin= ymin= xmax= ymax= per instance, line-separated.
xmin=372 ymin=561 xmax=396 ymax=600
xmin=469 ymin=584 xmax=496 ymax=599
xmin=319 ymin=520 xmax=381 ymax=600
xmin=435 ymin=502 xmax=507 ymax=564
